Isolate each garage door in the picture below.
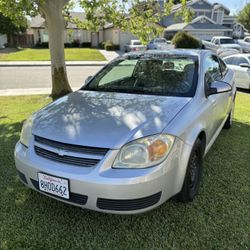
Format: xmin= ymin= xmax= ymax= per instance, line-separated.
xmin=119 ymin=31 xmax=137 ymax=51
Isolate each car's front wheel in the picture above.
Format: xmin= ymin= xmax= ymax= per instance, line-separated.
xmin=178 ymin=138 xmax=203 ymax=203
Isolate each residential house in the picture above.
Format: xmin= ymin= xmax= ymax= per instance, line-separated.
xmin=30 ymin=13 xmax=94 ymax=46
xmin=162 ymin=0 xmax=246 ymax=40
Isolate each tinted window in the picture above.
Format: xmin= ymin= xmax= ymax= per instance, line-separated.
xmin=235 ymin=57 xmax=249 ymax=65
xmin=225 ymin=56 xmax=248 ymax=66
xmin=155 ymin=38 xmax=167 ymax=43
xmin=84 ymin=56 xmax=198 ymax=97
xmin=220 ymin=38 xmax=235 ymax=44
xmin=224 ymin=57 xmax=235 ymax=65
xmin=132 ymin=41 xmax=141 ymax=45
xmin=204 ymin=55 xmax=222 ymax=86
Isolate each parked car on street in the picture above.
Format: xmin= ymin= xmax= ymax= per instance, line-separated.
xmin=15 ymin=50 xmax=236 ymax=214
xmin=237 ymin=36 xmax=250 ymax=53
xmin=206 ymin=36 xmax=242 ymax=53
xmin=147 ymin=38 xmax=173 ymax=50
xmin=223 ymin=54 xmax=250 ymax=89
xmin=124 ymin=40 xmax=146 ymax=52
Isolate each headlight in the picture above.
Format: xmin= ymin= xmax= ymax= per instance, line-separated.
xmin=113 ymin=134 xmax=175 ymax=169
xmin=20 ymin=114 xmax=36 ymax=147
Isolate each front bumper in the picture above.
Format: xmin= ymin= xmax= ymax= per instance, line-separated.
xmin=14 ymin=138 xmax=191 ymax=214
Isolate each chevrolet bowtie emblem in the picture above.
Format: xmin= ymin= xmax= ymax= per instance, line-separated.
xmin=58 ymin=149 xmax=66 ymax=156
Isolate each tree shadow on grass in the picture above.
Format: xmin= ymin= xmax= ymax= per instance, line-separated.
xmin=0 ymin=120 xmax=249 ymax=249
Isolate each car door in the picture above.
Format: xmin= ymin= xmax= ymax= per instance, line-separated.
xmin=233 ymin=57 xmax=250 ymax=89
xmin=204 ymin=55 xmax=230 ymax=139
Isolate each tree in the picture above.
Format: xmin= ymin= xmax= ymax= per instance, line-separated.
xmin=75 ymin=0 xmax=192 ymax=45
xmin=0 ymin=0 xmax=190 ymax=100
xmin=0 ymin=13 xmax=27 ymax=35
xmin=0 ymin=0 xmax=72 ymax=99
xmin=237 ymin=3 xmax=250 ymax=32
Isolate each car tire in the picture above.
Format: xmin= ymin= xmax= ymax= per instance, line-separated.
xmin=178 ymin=138 xmax=203 ymax=203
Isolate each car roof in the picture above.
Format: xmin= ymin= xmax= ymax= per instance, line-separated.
xmin=213 ymin=36 xmax=232 ymax=39
xmin=224 ymin=53 xmax=250 ymax=58
xmin=122 ymin=49 xmax=211 ymax=59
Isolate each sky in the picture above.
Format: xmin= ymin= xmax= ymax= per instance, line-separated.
xmin=209 ymin=0 xmax=250 ymax=14
xmin=74 ymin=0 xmax=250 ymax=15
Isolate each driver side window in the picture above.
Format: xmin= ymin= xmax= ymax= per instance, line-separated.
xmin=204 ymin=55 xmax=222 ymax=88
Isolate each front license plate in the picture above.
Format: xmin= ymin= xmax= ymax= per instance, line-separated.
xmin=38 ymin=173 xmax=69 ymax=199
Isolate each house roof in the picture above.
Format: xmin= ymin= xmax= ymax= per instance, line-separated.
xmin=30 ymin=12 xmax=85 ymax=29
xmin=165 ymin=15 xmax=231 ymax=31
xmin=30 ymin=15 xmax=45 ymax=28
xmin=172 ymin=0 xmax=230 ymax=15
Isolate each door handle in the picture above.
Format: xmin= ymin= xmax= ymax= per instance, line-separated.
xmin=212 ymin=99 xmax=217 ymax=106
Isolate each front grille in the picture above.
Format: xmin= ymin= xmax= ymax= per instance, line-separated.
xmin=35 ymin=146 xmax=99 ymax=167
xmin=34 ymin=135 xmax=109 ymax=155
xmin=97 ymin=192 xmax=162 ymax=211
xmin=30 ymin=179 xmax=88 ymax=205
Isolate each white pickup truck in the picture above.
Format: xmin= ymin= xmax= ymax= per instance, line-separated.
xmin=204 ymin=36 xmax=242 ymax=53
xmin=237 ymin=37 xmax=250 ymax=53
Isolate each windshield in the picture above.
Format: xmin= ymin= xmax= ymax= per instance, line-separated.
xmin=220 ymin=39 xmax=235 ymax=44
xmin=83 ymin=55 xmax=198 ymax=97
xmin=132 ymin=41 xmax=142 ymax=45
xmin=155 ymin=39 xmax=167 ymax=43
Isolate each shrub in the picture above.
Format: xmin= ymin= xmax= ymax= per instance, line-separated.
xmin=40 ymin=42 xmax=49 ymax=48
xmin=99 ymin=41 xmax=106 ymax=49
xmin=64 ymin=43 xmax=72 ymax=48
xmin=104 ymin=41 xmax=120 ymax=51
xmin=35 ymin=42 xmax=49 ymax=48
xmin=72 ymin=40 xmax=80 ymax=48
xmin=172 ymin=31 xmax=201 ymax=49
xmin=81 ymin=42 xmax=91 ymax=48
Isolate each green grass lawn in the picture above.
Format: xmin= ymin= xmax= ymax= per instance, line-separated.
xmin=0 ymin=92 xmax=249 ymax=249
xmin=0 ymin=48 xmax=106 ymax=61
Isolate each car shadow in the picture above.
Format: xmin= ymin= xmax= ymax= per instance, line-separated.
xmin=1 ymin=117 xmax=249 ymax=249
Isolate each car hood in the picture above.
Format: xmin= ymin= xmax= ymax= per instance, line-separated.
xmin=33 ymin=91 xmax=191 ymax=149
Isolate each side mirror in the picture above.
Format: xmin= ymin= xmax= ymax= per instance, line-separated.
xmin=239 ymin=63 xmax=250 ymax=68
xmin=206 ymin=81 xmax=232 ymax=96
xmin=85 ymin=76 xmax=93 ymax=85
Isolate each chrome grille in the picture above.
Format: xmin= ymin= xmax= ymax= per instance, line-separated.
xmin=34 ymin=135 xmax=108 ymax=167
xmin=34 ymin=135 xmax=109 ymax=155
xmin=35 ymin=146 xmax=100 ymax=167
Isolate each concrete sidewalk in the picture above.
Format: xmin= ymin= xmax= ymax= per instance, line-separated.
xmin=0 ymin=87 xmax=78 ymax=96
xmin=0 ymin=61 xmax=107 ymax=67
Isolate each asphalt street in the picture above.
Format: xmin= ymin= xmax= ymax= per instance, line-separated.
xmin=0 ymin=66 xmax=102 ymax=90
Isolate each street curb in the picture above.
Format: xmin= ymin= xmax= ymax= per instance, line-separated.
xmin=0 ymin=62 xmax=107 ymax=67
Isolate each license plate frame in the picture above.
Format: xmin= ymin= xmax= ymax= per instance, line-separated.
xmin=38 ymin=172 xmax=70 ymax=199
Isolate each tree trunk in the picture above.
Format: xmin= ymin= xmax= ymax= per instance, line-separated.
xmin=39 ymin=0 xmax=72 ymax=100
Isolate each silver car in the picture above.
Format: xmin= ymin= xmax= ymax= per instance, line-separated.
xmin=223 ymin=54 xmax=250 ymax=89
xmin=15 ymin=50 xmax=236 ymax=214
xmin=147 ymin=38 xmax=173 ymax=50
